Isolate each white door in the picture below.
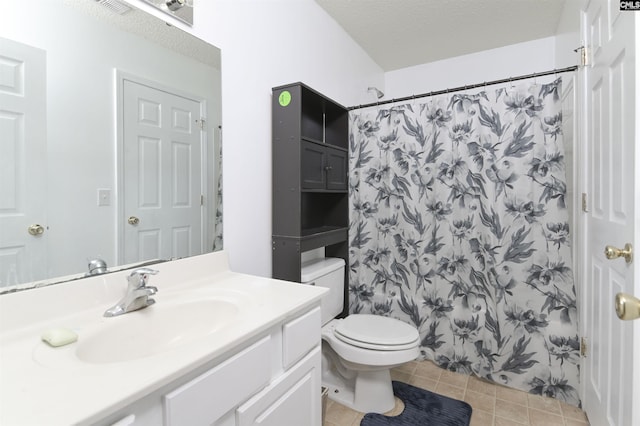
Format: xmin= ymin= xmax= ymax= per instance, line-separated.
xmin=122 ymin=79 xmax=203 ymax=264
xmin=0 ymin=37 xmax=47 ymax=287
xmin=581 ymin=2 xmax=638 ymax=425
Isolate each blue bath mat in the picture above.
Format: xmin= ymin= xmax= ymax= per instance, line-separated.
xmin=361 ymin=381 xmax=472 ymax=426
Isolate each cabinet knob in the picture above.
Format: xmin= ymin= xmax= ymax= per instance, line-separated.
xmin=324 ymin=165 xmax=333 ymax=171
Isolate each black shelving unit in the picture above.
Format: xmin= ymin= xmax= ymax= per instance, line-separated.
xmin=272 ymin=82 xmax=349 ymax=316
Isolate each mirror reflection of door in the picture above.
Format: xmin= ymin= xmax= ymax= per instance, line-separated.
xmin=0 ymin=38 xmax=47 ymax=286
xmin=121 ymin=78 xmax=204 ymax=264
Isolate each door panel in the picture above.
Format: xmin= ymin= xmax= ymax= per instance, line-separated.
xmin=325 ymin=147 xmax=347 ymax=190
xmin=582 ymin=1 xmax=636 ymax=425
xmin=122 ymin=79 xmax=202 ymax=264
xmin=301 ymin=140 xmax=325 ymax=189
xmin=0 ymin=37 xmax=46 ymax=287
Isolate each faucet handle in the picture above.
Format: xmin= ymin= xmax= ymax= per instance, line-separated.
xmin=127 ymin=268 xmax=159 ymax=289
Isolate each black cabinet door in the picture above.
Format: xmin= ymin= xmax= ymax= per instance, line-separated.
xmin=325 ymin=147 xmax=347 ymax=190
xmin=301 ymin=140 xmax=325 ymax=189
xmin=301 ymin=140 xmax=348 ymax=191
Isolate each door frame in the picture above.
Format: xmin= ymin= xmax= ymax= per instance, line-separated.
xmin=115 ymin=70 xmax=210 ymax=265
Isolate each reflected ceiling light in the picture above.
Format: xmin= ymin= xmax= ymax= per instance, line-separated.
xmin=93 ymin=0 xmax=132 ymax=15
xmin=166 ymin=0 xmax=186 ymax=11
xmin=142 ymin=0 xmax=193 ymax=25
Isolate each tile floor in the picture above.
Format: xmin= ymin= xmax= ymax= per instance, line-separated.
xmin=323 ymin=360 xmax=590 ymax=426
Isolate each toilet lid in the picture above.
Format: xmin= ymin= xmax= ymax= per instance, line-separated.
xmin=334 ymin=314 xmax=419 ymax=350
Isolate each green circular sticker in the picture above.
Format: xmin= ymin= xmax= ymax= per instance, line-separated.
xmin=279 ymin=90 xmax=291 ymax=107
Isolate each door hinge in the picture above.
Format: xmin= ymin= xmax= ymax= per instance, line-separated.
xmin=575 ymin=45 xmax=590 ymax=67
xmin=580 ymin=337 xmax=587 ymax=357
xmin=582 ymin=193 xmax=588 ymax=212
xmin=201 ymin=195 xmax=204 ymax=206
xmin=196 ymin=118 xmax=206 ymax=130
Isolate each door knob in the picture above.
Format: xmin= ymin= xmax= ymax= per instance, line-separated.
xmin=28 ymin=224 xmax=45 ymax=236
xmin=604 ymin=243 xmax=633 ymax=263
xmin=128 ymin=216 xmax=140 ymax=225
xmin=615 ymin=293 xmax=640 ymax=320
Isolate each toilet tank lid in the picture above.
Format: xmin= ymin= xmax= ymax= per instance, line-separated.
xmin=301 ymin=257 xmax=345 ymax=282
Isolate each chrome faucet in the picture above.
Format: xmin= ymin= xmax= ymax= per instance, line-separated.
xmin=104 ymin=268 xmax=159 ymax=317
xmin=86 ymin=258 xmax=108 ymax=276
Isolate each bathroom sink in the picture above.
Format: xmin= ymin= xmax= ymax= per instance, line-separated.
xmin=75 ymin=300 xmax=239 ymax=363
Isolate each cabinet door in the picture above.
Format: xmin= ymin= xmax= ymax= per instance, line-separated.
xmin=325 ymin=147 xmax=347 ymax=191
xmin=163 ymin=337 xmax=271 ymax=426
xmin=301 ymin=141 xmax=325 ymax=189
xmin=237 ymin=347 xmax=321 ymax=426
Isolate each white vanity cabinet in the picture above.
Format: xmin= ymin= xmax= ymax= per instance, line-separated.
xmin=0 ymin=251 xmax=328 ymax=425
xmin=236 ymin=347 xmax=321 ymax=426
xmin=163 ymin=336 xmax=273 ymax=425
xmin=101 ymin=306 xmax=322 ymax=426
xmin=236 ymin=307 xmax=322 ymax=426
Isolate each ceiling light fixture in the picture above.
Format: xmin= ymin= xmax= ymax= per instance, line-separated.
xmin=93 ymin=0 xmax=132 ymax=15
xmin=166 ymin=0 xmax=186 ymax=11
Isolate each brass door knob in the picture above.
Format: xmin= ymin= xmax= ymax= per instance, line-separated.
xmin=615 ymin=293 xmax=640 ymax=320
xmin=604 ymin=243 xmax=633 ymax=263
xmin=28 ymin=224 xmax=45 ymax=236
xmin=128 ymin=216 xmax=140 ymax=225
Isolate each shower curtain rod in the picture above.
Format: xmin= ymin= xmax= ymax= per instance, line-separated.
xmin=349 ymin=65 xmax=578 ymax=111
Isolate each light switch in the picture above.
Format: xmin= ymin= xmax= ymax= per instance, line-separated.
xmin=97 ymin=189 xmax=111 ymax=206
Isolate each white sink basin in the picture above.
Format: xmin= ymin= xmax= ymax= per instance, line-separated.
xmin=75 ymin=300 xmax=238 ymax=363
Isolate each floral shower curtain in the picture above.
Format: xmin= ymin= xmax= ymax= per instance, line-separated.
xmin=213 ymin=128 xmax=223 ymax=251
xmin=348 ymin=78 xmax=580 ymax=406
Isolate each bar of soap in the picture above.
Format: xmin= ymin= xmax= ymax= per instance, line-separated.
xmin=41 ymin=328 xmax=78 ymax=347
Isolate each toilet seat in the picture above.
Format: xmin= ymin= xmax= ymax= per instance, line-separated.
xmin=334 ymin=314 xmax=419 ymax=351
xmin=322 ymin=319 xmax=419 ymax=367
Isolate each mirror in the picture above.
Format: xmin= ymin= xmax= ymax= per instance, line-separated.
xmin=0 ymin=0 xmax=222 ymax=293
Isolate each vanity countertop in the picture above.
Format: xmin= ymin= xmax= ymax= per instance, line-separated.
xmin=0 ymin=251 xmax=326 ymax=425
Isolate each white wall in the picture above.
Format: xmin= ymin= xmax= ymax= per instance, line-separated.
xmin=131 ymin=0 xmax=385 ymax=277
xmin=384 ymin=36 xmax=558 ymax=100
xmin=555 ymin=0 xmax=582 ymax=68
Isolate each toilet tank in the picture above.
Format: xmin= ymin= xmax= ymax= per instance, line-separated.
xmin=301 ymin=257 xmax=345 ymax=325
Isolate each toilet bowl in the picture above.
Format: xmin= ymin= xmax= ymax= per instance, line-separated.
xmin=301 ymin=258 xmax=419 ymax=413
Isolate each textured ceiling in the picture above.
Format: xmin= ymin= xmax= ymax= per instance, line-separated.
xmin=315 ymin=0 xmax=568 ymax=71
xmin=66 ymin=0 xmax=219 ymax=68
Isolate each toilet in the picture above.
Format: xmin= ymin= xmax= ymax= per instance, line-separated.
xmin=301 ymin=257 xmax=419 ymax=414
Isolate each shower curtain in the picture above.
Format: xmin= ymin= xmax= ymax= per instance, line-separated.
xmin=213 ymin=129 xmax=223 ymax=251
xmin=348 ymin=78 xmax=580 ymax=406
